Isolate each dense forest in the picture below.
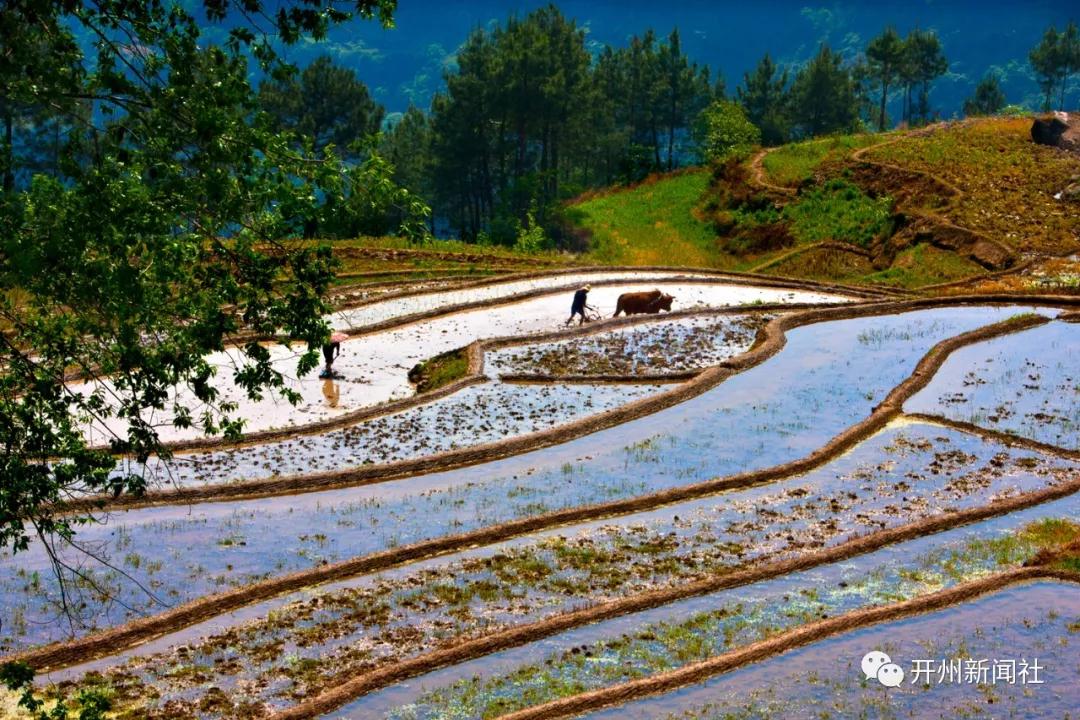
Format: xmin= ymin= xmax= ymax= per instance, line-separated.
xmin=362 ymin=6 xmax=1075 ymax=244
xmin=4 ymin=3 xmax=1079 ymax=246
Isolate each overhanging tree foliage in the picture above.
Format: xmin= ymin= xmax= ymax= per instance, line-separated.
xmin=0 ymin=0 xmax=427 ymax=594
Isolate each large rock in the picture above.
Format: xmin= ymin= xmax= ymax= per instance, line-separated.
xmin=912 ymin=221 xmax=1015 ymax=270
xmin=968 ymin=239 xmax=1014 ymax=270
xmin=1032 ymin=112 xmax=1079 ymax=151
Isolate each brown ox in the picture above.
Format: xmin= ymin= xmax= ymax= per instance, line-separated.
xmin=613 ymin=289 xmax=675 ymax=317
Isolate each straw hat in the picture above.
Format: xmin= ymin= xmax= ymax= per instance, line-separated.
xmin=582 ymin=284 xmax=591 ymax=291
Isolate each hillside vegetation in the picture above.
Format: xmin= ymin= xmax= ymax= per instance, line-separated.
xmin=862 ymin=118 xmax=1080 ymax=255
xmin=566 ymin=172 xmax=734 ymax=268
xmin=759 ymin=133 xmax=890 ymax=187
xmin=561 ymin=117 xmax=1080 ymax=291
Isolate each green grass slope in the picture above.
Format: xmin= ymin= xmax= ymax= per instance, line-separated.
xmin=566 ymin=171 xmax=731 ymax=268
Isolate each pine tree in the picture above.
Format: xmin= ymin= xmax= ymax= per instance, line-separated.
xmin=657 ymin=29 xmax=714 ymax=169
xmin=736 ymin=54 xmax=790 ymax=145
xmin=907 ymin=29 xmax=948 ymax=124
xmin=866 ymin=27 xmax=905 ymax=130
xmin=258 ymin=56 xmax=384 ymax=158
xmin=1059 ymin=21 xmax=1080 ymax=110
xmin=963 ymin=73 xmax=1006 ymax=116
xmin=790 ymin=45 xmax=859 ymax=138
xmin=381 ymin=106 xmax=434 ymax=230
xmin=1030 ymin=26 xmax=1063 ymax=111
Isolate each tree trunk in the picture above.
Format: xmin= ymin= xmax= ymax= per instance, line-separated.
xmin=551 ymin=135 xmax=559 ymax=200
xmin=539 ymin=122 xmax=549 ymax=206
xmin=517 ymin=125 xmax=527 ymax=178
xmin=667 ymin=91 xmax=677 ymax=170
xmin=878 ymin=79 xmax=889 ymax=132
xmin=2 ymin=97 xmax=13 ymax=193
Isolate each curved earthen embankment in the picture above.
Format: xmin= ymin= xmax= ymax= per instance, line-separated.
xmin=78 ymin=295 xmax=1078 ymax=508
xmin=62 ymin=267 xmax=888 ymax=391
xmin=921 ymin=245 xmax=1080 ymax=295
xmin=328 ymin=270 xmax=507 ymax=294
xmin=10 ymin=308 xmax=1069 ymax=676
xmin=493 ymin=568 xmax=1080 ymax=720
xmin=268 ymin=493 xmax=1080 ymax=720
xmin=111 ymin=271 xmax=879 ymax=456
xmin=747 ymin=240 xmax=872 ymax=275
xmin=907 ymin=413 xmax=1080 ymax=460
xmin=497 ymin=372 xmax=700 ymax=385
xmin=220 ymin=264 xmax=902 ymax=347
xmin=917 ymin=257 xmax=1036 ymax=294
xmin=328 ymin=244 xmax=566 ymax=267
xmin=306 ymin=265 xmax=894 ymax=327
xmin=323 ymin=272 xmax=886 ymax=338
xmin=146 ymin=298 xmax=820 ymax=457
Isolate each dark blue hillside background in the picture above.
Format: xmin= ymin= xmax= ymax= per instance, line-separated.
xmin=263 ymin=0 xmax=1077 ymax=122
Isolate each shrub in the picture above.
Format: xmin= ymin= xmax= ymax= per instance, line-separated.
xmin=698 ymin=100 xmax=762 ymax=163
xmin=514 ymin=208 xmax=549 ymax=254
xmin=783 ymin=179 xmax=894 ymax=247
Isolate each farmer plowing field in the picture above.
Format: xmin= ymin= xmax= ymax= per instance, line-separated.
xmin=565 ymin=284 xmax=599 ymax=325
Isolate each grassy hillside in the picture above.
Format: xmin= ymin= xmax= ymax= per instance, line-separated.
xmin=759 ymin=133 xmax=889 ymax=187
xmin=558 ymin=117 xmax=1079 ymax=292
xmin=326 ymin=118 xmax=1078 ymax=294
xmin=565 ymin=171 xmax=730 ymax=267
xmin=862 ymin=118 xmax=1080 ymax=255
xmin=308 ymin=235 xmax=575 ymax=287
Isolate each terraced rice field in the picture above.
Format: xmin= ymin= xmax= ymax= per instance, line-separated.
xmin=74 ymin=270 xmax=847 ymax=446
xmin=3 ymin=269 xmax=1079 ymax=720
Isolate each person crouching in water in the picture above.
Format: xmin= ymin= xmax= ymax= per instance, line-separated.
xmin=565 ymin=284 xmax=595 ymax=325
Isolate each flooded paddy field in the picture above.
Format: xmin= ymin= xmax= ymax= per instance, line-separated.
xmin=27 ymin=422 xmax=1077 ymax=717
xmin=122 ymin=381 xmax=669 ymax=487
xmin=582 ymin=579 xmax=1080 ymax=720
xmin=326 ymin=271 xmax=842 ymax=330
xmin=485 ymin=314 xmax=773 ymax=377
xmin=0 ymin=305 xmax=1053 ymax=652
xmin=79 ymin=274 xmax=846 ymax=446
xmin=4 ymin=287 xmax=1079 ymax=720
xmin=116 ymin=305 xmax=1059 ymax=492
xmin=348 ymin=496 xmax=1079 ymax=719
xmin=906 ymin=319 xmax=1080 ymax=450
